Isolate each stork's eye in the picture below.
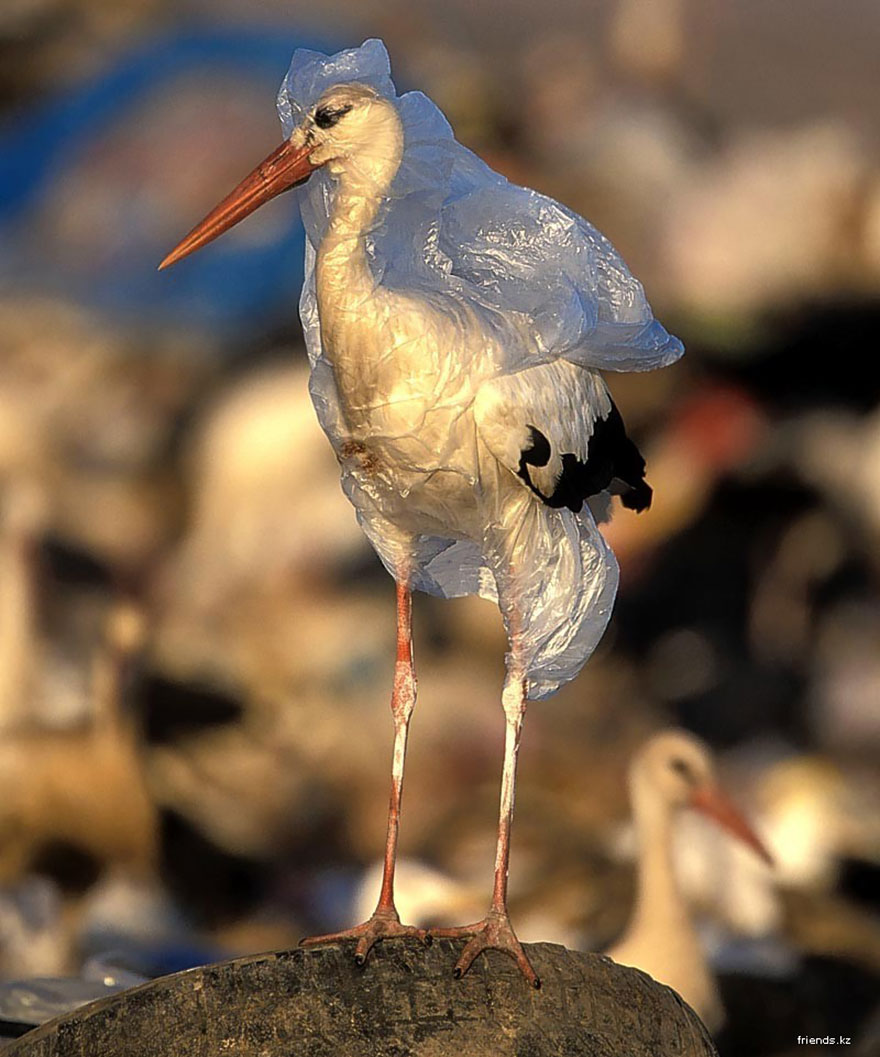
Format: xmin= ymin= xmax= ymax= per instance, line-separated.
xmin=315 ymin=104 xmax=352 ymax=130
xmin=670 ymin=758 xmax=694 ymax=781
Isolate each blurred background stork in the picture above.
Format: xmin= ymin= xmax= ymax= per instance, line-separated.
xmin=0 ymin=1 xmax=879 ymax=1052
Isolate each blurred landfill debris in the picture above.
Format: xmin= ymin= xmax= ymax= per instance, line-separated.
xmin=0 ymin=1 xmax=879 ymax=1053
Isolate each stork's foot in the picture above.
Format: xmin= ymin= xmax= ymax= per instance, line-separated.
xmin=300 ymin=906 xmax=429 ymax=966
xmin=430 ymin=909 xmax=540 ymax=988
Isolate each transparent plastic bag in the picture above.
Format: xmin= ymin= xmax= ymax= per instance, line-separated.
xmin=277 ymin=40 xmax=683 ymax=698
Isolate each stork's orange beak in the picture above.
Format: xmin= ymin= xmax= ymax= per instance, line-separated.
xmin=690 ymin=783 xmax=774 ymax=867
xmin=158 ymin=137 xmax=319 ymax=270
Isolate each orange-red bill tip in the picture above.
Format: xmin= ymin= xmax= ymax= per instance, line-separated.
xmin=159 ymin=137 xmax=319 ymax=271
xmin=690 ymin=783 xmax=775 ymax=867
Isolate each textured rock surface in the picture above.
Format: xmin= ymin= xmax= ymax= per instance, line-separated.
xmin=6 ymin=941 xmax=718 ymax=1056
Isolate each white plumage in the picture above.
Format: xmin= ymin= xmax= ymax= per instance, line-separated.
xmin=607 ymin=731 xmax=773 ymax=1033
xmin=161 ymin=38 xmax=683 ymax=986
xmin=284 ymin=41 xmax=682 ymax=698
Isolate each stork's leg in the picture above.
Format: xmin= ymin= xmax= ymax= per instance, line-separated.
xmin=301 ymin=579 xmax=427 ymax=962
xmin=431 ymin=637 xmax=539 ymax=988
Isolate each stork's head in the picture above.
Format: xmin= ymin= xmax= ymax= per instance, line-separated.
xmin=300 ymin=83 xmax=402 ymax=177
xmin=630 ymin=730 xmax=773 ymax=865
xmin=159 ymin=81 xmax=402 ymax=271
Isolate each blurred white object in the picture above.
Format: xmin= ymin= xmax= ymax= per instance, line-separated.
xmin=352 ymin=859 xmax=484 ymax=931
xmin=161 ymin=38 xmax=682 ymax=985
xmin=607 ymin=731 xmax=773 ymax=1033
xmin=77 ymin=873 xmax=186 ymax=957
xmin=794 ymin=407 xmax=880 ymax=544
xmin=0 ymin=878 xmax=70 ymax=980
xmin=673 ymin=810 xmax=782 ymax=938
xmin=663 ymin=122 xmax=869 ymax=318
xmin=756 ymin=755 xmax=880 ymax=890
xmin=174 ymin=362 xmax=366 ymax=608
xmin=0 ymin=875 xmax=150 ymax=1031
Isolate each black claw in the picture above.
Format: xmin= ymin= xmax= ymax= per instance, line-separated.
xmin=533 ymin=977 xmax=542 ymax=990
xmin=354 ymin=954 xmax=366 ymax=966
xmin=453 ymin=967 xmax=462 ymax=979
xmin=423 ymin=933 xmax=433 ymax=947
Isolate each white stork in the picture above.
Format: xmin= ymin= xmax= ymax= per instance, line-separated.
xmin=607 ymin=730 xmax=773 ymax=1031
xmin=160 ymin=39 xmax=684 ymax=987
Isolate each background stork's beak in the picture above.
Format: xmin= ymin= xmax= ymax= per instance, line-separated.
xmin=690 ymin=783 xmax=774 ymax=866
xmin=159 ymin=137 xmax=318 ymax=270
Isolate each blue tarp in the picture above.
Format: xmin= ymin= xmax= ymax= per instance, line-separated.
xmin=0 ymin=27 xmax=335 ymax=339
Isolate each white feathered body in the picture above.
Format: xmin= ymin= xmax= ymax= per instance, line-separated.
xmin=317 ymin=239 xmax=611 ymax=527
xmin=282 ymin=40 xmax=684 ymax=698
xmin=314 ymin=231 xmax=621 ymax=699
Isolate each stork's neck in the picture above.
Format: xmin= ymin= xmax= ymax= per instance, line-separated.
xmin=318 ymin=182 xmax=384 ymax=299
xmin=626 ymin=787 xmax=691 ymax=940
xmin=316 ymin=130 xmax=403 ymax=313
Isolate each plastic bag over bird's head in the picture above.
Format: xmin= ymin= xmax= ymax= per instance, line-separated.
xmin=279 ymin=38 xmax=683 ymax=373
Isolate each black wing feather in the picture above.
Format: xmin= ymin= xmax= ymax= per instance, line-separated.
xmin=518 ymin=403 xmax=652 ymax=514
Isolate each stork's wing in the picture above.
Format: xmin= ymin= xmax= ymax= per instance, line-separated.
xmin=474 ymin=360 xmax=652 ymax=514
xmin=437 ymin=181 xmax=682 ymax=373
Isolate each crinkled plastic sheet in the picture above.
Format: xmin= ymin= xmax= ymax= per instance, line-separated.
xmin=277 ymin=39 xmax=683 ymax=699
